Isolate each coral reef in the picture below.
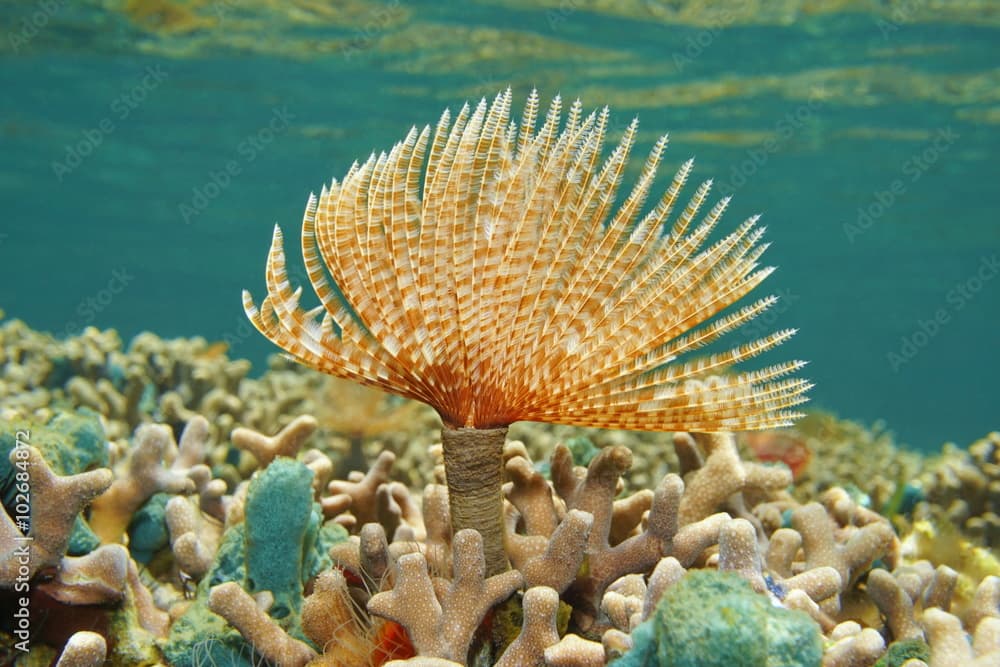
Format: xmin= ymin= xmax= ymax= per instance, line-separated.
xmin=0 ymin=316 xmax=436 ymax=490
xmin=740 ymin=411 xmax=924 ymax=513
xmin=916 ymin=432 xmax=1000 ymax=548
xmin=1 ymin=362 xmax=999 ymax=665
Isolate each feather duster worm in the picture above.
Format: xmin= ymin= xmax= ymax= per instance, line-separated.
xmin=243 ymin=89 xmax=810 ymax=575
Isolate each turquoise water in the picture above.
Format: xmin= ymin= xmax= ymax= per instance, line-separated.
xmin=1 ymin=2 xmax=997 ymax=452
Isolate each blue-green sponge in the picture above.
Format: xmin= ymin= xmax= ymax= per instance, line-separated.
xmin=162 ymin=457 xmax=348 ymax=666
xmin=615 ymin=570 xmax=822 ymax=667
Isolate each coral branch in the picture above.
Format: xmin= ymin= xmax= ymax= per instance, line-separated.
xmin=54 ymin=631 xmax=107 ymax=667
xmin=90 ymin=424 xmax=194 ymax=543
xmin=367 ymin=529 xmax=523 ymax=662
xmin=495 ymin=586 xmax=561 ymax=667
xmin=208 ymin=581 xmax=317 ymax=667
xmin=1 ymin=446 xmax=112 ymax=583
xmin=231 ymin=414 xmax=318 ymax=465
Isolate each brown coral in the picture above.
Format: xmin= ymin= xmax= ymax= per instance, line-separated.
xmin=1 ymin=446 xmax=113 ymax=583
xmin=89 ymin=423 xmax=195 ymax=543
xmin=208 ymin=581 xmax=317 ymax=667
xmin=367 ymin=529 xmax=523 ymax=662
xmin=919 ymin=432 xmax=1000 ymax=548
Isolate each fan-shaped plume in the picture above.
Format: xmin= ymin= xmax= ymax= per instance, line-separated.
xmin=243 ymin=89 xmax=810 ymax=431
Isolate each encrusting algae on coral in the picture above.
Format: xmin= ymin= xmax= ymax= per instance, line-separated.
xmin=243 ymin=88 xmax=810 ymax=576
xmin=4 ymin=91 xmax=999 ymax=667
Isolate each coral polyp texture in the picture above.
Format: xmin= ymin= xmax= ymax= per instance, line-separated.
xmin=242 ymin=88 xmax=809 ymax=432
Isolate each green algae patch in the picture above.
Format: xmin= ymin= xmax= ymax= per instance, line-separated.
xmin=875 ymin=639 xmax=931 ymax=667
xmin=163 ymin=598 xmax=263 ymax=667
xmin=564 ymin=436 xmax=601 ymax=468
xmin=244 ymin=457 xmax=315 ymax=624
xmin=66 ymin=515 xmax=102 ymax=556
xmin=615 ymin=570 xmax=822 ymax=667
xmin=1 ymin=411 xmax=108 ymax=503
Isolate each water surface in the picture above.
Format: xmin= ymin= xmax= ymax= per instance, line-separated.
xmin=1 ymin=1 xmax=997 ymax=451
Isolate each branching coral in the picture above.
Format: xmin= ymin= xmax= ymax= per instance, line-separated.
xmin=166 ymin=495 xmax=222 ymax=578
xmin=231 ymin=414 xmax=318 ymax=466
xmin=821 ymin=622 xmax=887 ymax=667
xmin=1 ymin=445 xmax=112 ymax=583
xmin=922 ymin=607 xmax=1000 ymax=666
xmin=208 ymin=581 xmax=317 ymax=666
xmin=5 ymin=399 xmax=996 ymax=667
xmin=89 ymin=423 xmax=195 ymax=543
xmin=244 ymin=88 xmax=809 ymax=574
xmin=494 ymin=586 xmax=562 ymax=666
xmin=919 ymin=432 xmax=1000 ymax=548
xmin=325 ymin=450 xmax=398 ymax=526
xmin=556 ymin=446 xmax=722 ymax=629
xmin=791 ymin=500 xmax=896 ymax=613
xmin=368 ymin=529 xmax=523 ymax=662
xmin=674 ymin=431 xmax=792 ymax=528
xmin=498 ymin=439 xmax=730 ymax=631
xmin=38 ymin=543 xmax=130 ymax=606
xmin=54 ymin=631 xmax=108 ymax=667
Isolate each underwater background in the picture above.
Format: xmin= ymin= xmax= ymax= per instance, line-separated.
xmin=0 ymin=0 xmax=997 ymax=453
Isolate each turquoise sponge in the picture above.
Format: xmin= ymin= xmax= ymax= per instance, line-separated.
xmin=163 ymin=457 xmax=348 ymax=666
xmin=615 ymin=570 xmax=822 ymax=667
xmin=244 ymin=456 xmax=320 ymax=622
